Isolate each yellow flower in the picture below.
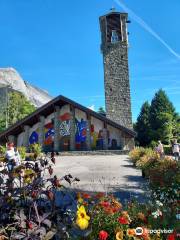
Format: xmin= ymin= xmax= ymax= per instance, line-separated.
xmin=76 ymin=205 xmax=90 ymax=230
xmin=111 ymin=198 xmax=122 ymax=209
xmin=77 ymin=192 xmax=84 ymax=204
xmin=76 ymin=217 xmax=89 ymax=230
xmin=78 ymin=197 xmax=84 ymax=204
xmin=116 ymin=230 xmax=123 ymax=240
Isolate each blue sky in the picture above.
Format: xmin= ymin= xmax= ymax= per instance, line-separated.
xmin=0 ymin=0 xmax=179 ymax=122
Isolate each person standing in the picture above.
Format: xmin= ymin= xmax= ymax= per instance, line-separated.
xmin=5 ymin=142 xmax=21 ymax=171
xmin=172 ymin=139 xmax=179 ymax=161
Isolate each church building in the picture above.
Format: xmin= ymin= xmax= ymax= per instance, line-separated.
xmin=0 ymin=10 xmax=135 ymax=151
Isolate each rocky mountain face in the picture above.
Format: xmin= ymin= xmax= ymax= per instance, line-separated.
xmin=0 ymin=68 xmax=53 ymax=107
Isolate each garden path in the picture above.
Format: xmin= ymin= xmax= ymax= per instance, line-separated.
xmin=53 ymin=154 xmax=149 ymax=203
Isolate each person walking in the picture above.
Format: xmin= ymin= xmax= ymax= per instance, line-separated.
xmin=172 ymin=139 xmax=179 ymax=161
xmin=157 ymin=140 xmax=164 ymax=158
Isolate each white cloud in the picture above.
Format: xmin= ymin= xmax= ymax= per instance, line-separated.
xmin=88 ymin=105 xmax=96 ymax=111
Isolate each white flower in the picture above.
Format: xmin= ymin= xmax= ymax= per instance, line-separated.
xmin=156 ymin=200 xmax=163 ymax=207
xmin=152 ymin=209 xmax=162 ymax=218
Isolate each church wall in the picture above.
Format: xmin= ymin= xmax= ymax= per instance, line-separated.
xmin=124 ymin=135 xmax=135 ymax=150
xmin=45 ymin=113 xmax=54 ymax=125
xmin=107 ymin=124 xmax=122 ymax=149
xmin=14 ymin=104 xmax=133 ymax=151
xmin=17 ymin=132 xmax=24 ymax=147
xmin=91 ymin=117 xmax=104 ymax=149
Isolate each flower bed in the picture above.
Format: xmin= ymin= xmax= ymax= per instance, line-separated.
xmin=0 ymin=146 xmax=179 ymax=239
xmin=128 ymin=148 xmax=179 ymax=239
xmin=74 ymin=193 xmax=178 ymax=239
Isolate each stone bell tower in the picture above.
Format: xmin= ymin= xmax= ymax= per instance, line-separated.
xmin=99 ymin=9 xmax=132 ymax=129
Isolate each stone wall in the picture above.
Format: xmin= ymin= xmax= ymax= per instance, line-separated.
xmin=99 ymin=13 xmax=133 ymax=130
xmin=103 ymin=42 xmax=132 ymax=129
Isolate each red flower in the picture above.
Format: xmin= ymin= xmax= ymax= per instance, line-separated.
xmin=31 ymin=190 xmax=38 ymax=199
xmin=112 ymin=207 xmax=119 ymax=213
xmin=95 ymin=192 xmax=105 ymax=199
xmin=82 ymin=193 xmax=91 ymax=199
xmin=118 ymin=216 xmax=129 ymax=224
xmin=99 ymin=230 xmax=108 ymax=240
xmin=26 ymin=221 xmax=33 ymax=229
xmin=100 ymin=201 xmax=111 ymax=208
xmin=167 ymin=234 xmax=176 ymax=240
xmin=104 ymin=206 xmax=114 ymax=215
xmin=47 ymin=190 xmax=54 ymax=201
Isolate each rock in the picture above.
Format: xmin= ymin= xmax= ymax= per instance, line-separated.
xmin=0 ymin=67 xmax=52 ymax=107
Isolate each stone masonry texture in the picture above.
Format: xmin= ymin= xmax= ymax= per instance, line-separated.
xmin=100 ymin=13 xmax=133 ymax=129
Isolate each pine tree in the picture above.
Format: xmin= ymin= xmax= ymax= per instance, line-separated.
xmin=134 ymin=101 xmax=151 ymax=146
xmin=98 ymin=107 xmax=106 ymax=116
xmin=149 ymin=89 xmax=176 ymax=144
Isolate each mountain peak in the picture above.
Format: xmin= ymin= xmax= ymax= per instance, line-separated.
xmin=0 ymin=67 xmax=53 ymax=107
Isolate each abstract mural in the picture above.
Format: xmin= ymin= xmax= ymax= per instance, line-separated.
xmin=44 ymin=122 xmax=55 ymax=146
xmin=59 ymin=112 xmax=71 ymax=151
xmin=27 ymin=110 xmax=120 ymax=151
xmin=59 ymin=113 xmax=71 ymax=136
xmin=75 ymin=118 xmax=87 ymax=143
xmin=75 ymin=118 xmax=87 ymax=150
xmin=29 ymin=131 xmax=39 ymax=144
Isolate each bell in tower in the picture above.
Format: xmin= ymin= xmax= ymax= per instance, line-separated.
xmin=99 ymin=9 xmax=132 ymax=129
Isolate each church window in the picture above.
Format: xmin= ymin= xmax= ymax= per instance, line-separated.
xmin=111 ymin=30 xmax=119 ymax=43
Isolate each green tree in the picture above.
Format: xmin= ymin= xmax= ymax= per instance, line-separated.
xmin=0 ymin=115 xmax=6 ymax=132
xmin=149 ymin=89 xmax=177 ymax=144
xmin=172 ymin=114 xmax=180 ymax=142
xmin=134 ymin=101 xmax=151 ymax=146
xmin=98 ymin=107 xmax=106 ymax=115
xmin=0 ymin=91 xmax=36 ymax=132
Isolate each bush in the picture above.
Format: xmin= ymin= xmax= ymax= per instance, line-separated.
xmin=136 ymin=149 xmax=159 ymax=170
xmin=164 ymin=145 xmax=172 ymax=155
xmin=129 ymin=147 xmax=147 ymax=165
xmin=17 ymin=146 xmax=27 ymax=160
xmin=0 ymin=145 xmax=6 ymax=155
xmin=149 ymin=140 xmax=157 ymax=149
xmin=0 ymin=148 xmax=80 ymax=239
xmin=149 ymin=157 xmax=179 ymax=188
xmin=29 ymin=143 xmax=42 ymax=158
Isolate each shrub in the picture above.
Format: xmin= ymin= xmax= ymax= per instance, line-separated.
xmin=17 ymin=146 xmax=27 ymax=160
xmin=0 ymin=145 xmax=6 ymax=155
xmin=0 ymin=149 xmax=80 ymax=239
xmin=136 ymin=149 xmax=159 ymax=171
xmin=164 ymin=145 xmax=172 ymax=155
xmin=129 ymin=147 xmax=147 ymax=165
xmin=149 ymin=157 xmax=179 ymax=187
xmin=29 ymin=143 xmax=42 ymax=158
xmin=149 ymin=140 xmax=157 ymax=149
